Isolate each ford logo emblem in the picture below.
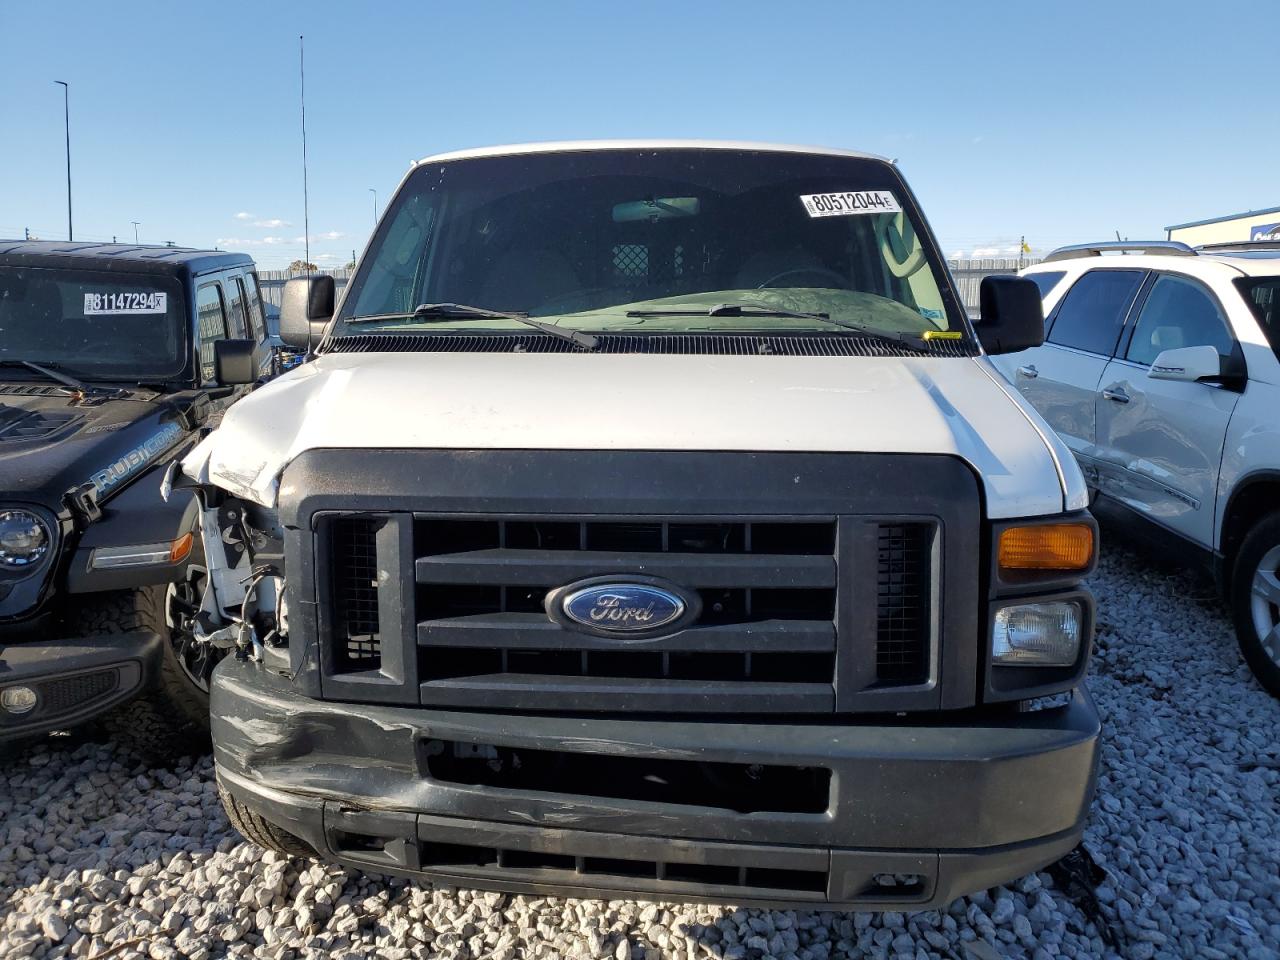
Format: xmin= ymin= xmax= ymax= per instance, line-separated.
xmin=546 ymin=577 xmax=699 ymax=639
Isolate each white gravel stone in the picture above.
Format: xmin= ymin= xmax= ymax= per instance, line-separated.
xmin=2 ymin=545 xmax=1278 ymax=959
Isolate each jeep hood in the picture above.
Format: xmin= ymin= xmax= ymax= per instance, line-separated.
xmin=0 ymin=387 xmax=188 ymax=510
xmin=182 ymin=352 xmax=1086 ymax=519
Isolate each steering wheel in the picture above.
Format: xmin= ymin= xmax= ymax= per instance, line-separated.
xmin=876 ymin=213 xmax=928 ymax=279
xmin=757 ymin=266 xmax=850 ymax=289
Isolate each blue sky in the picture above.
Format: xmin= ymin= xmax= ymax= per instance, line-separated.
xmin=1 ymin=1 xmax=1276 ymax=269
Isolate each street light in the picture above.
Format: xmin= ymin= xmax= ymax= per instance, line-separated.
xmin=54 ymin=81 xmax=72 ymax=241
xmin=130 ymin=221 xmax=140 ymax=244
xmin=368 ymin=188 xmax=377 ymax=227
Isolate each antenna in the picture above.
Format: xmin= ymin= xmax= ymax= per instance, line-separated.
xmin=300 ymin=34 xmax=314 ymax=357
xmin=299 ymin=35 xmax=311 ymax=271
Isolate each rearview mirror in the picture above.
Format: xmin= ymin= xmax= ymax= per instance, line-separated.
xmin=213 ymin=338 xmax=258 ymax=386
xmin=279 ymin=275 xmax=335 ymax=349
xmin=975 ymin=276 xmax=1045 ymax=355
xmin=1148 ymin=345 xmax=1222 ymax=383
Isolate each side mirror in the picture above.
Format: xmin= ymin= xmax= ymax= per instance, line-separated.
xmin=279 ymin=275 xmax=335 ymax=349
xmin=1148 ymin=345 xmax=1222 ymax=383
xmin=214 ymin=338 xmax=258 ymax=386
xmin=975 ymin=275 xmax=1045 ymax=355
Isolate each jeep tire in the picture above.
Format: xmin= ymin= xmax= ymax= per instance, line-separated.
xmin=1230 ymin=511 xmax=1280 ymax=698
xmin=66 ymin=585 xmax=211 ymax=757
xmin=217 ymin=783 xmax=315 ymax=858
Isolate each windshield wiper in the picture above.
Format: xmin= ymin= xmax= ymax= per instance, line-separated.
xmin=626 ymin=302 xmax=929 ymax=349
xmin=0 ymin=359 xmax=120 ymax=397
xmin=348 ymin=303 xmax=598 ymax=350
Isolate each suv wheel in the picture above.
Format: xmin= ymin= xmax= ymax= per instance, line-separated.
xmin=1230 ymin=512 xmax=1280 ymax=698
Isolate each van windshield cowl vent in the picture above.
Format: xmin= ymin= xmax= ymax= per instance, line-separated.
xmin=321 ymin=332 xmax=975 ymax=358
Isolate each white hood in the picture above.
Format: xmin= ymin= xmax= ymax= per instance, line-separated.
xmin=183 ymin=351 xmax=1086 ymax=518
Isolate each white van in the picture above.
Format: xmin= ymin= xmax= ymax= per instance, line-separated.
xmin=176 ymin=141 xmax=1100 ymax=909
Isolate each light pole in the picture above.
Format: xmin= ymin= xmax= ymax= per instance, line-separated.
xmin=369 ymin=188 xmax=377 ymax=227
xmin=54 ymin=81 xmax=72 ymax=241
xmin=130 ymin=221 xmax=140 ymax=244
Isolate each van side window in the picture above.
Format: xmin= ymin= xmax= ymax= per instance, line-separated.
xmin=1126 ymin=274 xmax=1234 ymax=367
xmin=196 ymin=283 xmax=228 ymax=383
xmin=1047 ymin=269 xmax=1145 ymax=356
xmin=241 ymin=273 xmax=266 ymax=341
xmin=224 ymin=275 xmax=249 ymax=338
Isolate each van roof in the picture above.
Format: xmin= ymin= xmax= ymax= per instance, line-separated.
xmin=417 ymin=139 xmax=891 ymax=165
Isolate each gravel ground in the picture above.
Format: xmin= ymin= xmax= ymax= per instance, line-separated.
xmin=2 ymin=544 xmax=1278 ymax=960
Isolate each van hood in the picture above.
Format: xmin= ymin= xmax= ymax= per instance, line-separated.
xmin=182 ymin=352 xmax=1085 ymax=519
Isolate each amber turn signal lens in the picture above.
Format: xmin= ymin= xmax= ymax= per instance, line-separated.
xmin=169 ymin=532 xmax=195 ymax=564
xmin=998 ymin=523 xmax=1094 ymax=572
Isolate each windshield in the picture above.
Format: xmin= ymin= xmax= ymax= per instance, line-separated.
xmin=0 ymin=266 xmax=185 ymax=380
xmin=336 ymin=149 xmax=966 ymax=340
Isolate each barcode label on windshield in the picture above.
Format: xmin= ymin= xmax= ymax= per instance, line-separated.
xmin=84 ymin=292 xmax=167 ymax=315
xmin=800 ymin=191 xmax=900 ymax=218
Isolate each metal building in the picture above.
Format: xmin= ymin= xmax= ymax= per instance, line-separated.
xmin=1166 ymin=206 xmax=1280 ymax=246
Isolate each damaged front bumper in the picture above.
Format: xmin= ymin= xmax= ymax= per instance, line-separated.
xmin=0 ymin=628 xmax=161 ymax=741
xmin=212 ymin=660 xmax=1101 ymax=910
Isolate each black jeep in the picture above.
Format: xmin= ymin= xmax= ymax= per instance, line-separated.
xmin=0 ymin=240 xmax=272 ymax=750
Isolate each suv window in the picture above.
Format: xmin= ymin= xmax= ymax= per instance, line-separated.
xmin=1026 ymin=271 xmax=1066 ymax=298
xmin=1126 ymin=274 xmax=1234 ymax=366
xmin=1237 ymin=277 xmax=1280 ymax=361
xmin=241 ymin=273 xmax=265 ymax=341
xmin=224 ymin=275 xmax=249 ymax=338
xmin=1048 ymin=269 xmax=1145 ymax=355
xmin=196 ymin=283 xmax=228 ymax=382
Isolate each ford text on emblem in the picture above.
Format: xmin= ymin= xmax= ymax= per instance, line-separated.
xmin=546 ymin=577 xmax=699 ymax=639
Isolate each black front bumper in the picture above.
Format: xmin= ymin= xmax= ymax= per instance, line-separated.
xmin=212 ymin=660 xmax=1100 ymax=910
xmin=0 ymin=629 xmax=161 ymax=741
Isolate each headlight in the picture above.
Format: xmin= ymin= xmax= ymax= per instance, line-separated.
xmin=992 ymin=600 xmax=1082 ymax=667
xmin=0 ymin=510 xmax=51 ymax=568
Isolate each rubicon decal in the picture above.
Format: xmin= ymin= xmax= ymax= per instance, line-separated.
xmin=91 ymin=422 xmax=183 ymax=494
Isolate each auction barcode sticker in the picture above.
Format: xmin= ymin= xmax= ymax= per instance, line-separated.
xmin=84 ymin=292 xmax=168 ymax=315
xmin=800 ymin=191 xmax=900 ymax=218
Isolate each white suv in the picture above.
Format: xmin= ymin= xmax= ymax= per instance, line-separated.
xmin=992 ymin=240 xmax=1280 ymax=695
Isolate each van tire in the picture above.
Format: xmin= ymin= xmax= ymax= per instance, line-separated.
xmin=66 ymin=586 xmax=211 ymax=758
xmin=218 ymin=784 xmax=315 ymax=858
xmin=1229 ymin=512 xmax=1280 ymax=698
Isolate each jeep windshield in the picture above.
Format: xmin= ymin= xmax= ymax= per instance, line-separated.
xmin=335 ymin=148 xmax=968 ymax=342
xmin=0 ymin=266 xmax=185 ymax=380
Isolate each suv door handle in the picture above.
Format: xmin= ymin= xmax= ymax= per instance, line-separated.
xmin=1102 ymin=387 xmax=1131 ymax=404
xmin=1016 ymin=364 xmax=1038 ymax=379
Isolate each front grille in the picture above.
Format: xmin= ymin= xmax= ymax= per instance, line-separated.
xmin=876 ymin=524 xmax=934 ymax=683
xmin=316 ymin=507 xmax=943 ymax=714
xmin=329 ymin=517 xmax=384 ymax=670
xmin=412 ymin=516 xmax=839 ymax=713
xmin=414 ymin=839 xmax=829 ymax=894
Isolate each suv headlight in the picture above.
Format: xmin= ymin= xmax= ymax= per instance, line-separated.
xmin=991 ymin=600 xmax=1083 ymax=667
xmin=0 ymin=510 xmax=51 ymax=568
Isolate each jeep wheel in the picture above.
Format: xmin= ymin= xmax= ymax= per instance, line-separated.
xmin=166 ymin=560 xmax=221 ymax=694
xmin=67 ymin=585 xmax=212 ymax=758
xmin=1230 ymin=512 xmax=1280 ymax=698
xmin=217 ymin=783 xmax=316 ymax=858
